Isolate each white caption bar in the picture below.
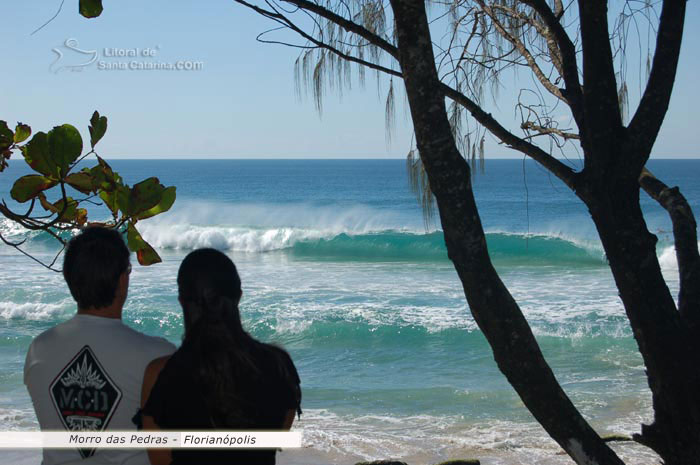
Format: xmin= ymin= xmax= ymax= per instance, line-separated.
xmin=0 ymin=432 xmax=302 ymax=449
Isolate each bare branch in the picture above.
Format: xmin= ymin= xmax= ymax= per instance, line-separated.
xmin=441 ymin=83 xmax=579 ymax=191
xmin=639 ymin=168 xmax=700 ymax=332
xmin=491 ymin=3 xmax=564 ymax=77
xmin=521 ymin=121 xmax=580 ymax=140
xmin=0 ymin=230 xmax=63 ymax=272
xmin=520 ymin=0 xmax=584 ymax=122
xmin=30 ymin=0 xmax=66 ymax=36
xmin=279 ymin=0 xmax=399 ymax=59
xmin=239 ymin=0 xmax=402 ymax=79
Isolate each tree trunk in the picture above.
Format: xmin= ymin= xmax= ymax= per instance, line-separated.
xmin=387 ymin=0 xmax=624 ymax=464
xmin=581 ymin=172 xmax=700 ymax=465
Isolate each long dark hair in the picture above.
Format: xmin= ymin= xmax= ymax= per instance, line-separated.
xmin=177 ymin=248 xmax=263 ymax=426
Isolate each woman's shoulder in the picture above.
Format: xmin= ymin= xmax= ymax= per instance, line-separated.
xmin=252 ymin=342 xmax=302 ymax=414
xmin=145 ymin=354 xmax=171 ymax=374
xmin=142 ymin=355 xmax=171 ymax=394
xmin=147 ymin=346 xmax=196 ymax=386
xmin=253 ymin=342 xmax=300 ymax=383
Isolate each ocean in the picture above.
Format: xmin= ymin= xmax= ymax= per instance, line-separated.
xmin=1 ymin=158 xmax=697 ymax=464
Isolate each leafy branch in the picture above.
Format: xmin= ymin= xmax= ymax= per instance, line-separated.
xmin=0 ymin=112 xmax=176 ymax=270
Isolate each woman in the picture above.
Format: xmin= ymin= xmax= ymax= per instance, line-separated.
xmin=139 ymin=248 xmax=302 ymax=465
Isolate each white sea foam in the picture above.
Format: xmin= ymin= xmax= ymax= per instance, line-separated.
xmin=297 ymin=409 xmax=659 ymax=464
xmin=167 ymin=201 xmax=408 ymax=230
xmin=140 ymin=224 xmax=328 ymax=252
xmin=135 ymin=201 xmax=410 ymax=252
xmin=0 ymin=300 xmax=71 ymax=320
xmin=0 ymin=218 xmax=28 ymax=238
xmin=0 ymin=408 xmax=37 ymax=430
xmin=657 ymin=243 xmax=694 ymax=272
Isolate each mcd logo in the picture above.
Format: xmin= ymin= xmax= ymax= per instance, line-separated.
xmin=49 ymin=346 xmax=122 ymax=458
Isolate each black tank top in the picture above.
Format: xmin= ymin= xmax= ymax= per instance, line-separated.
xmin=141 ymin=341 xmax=301 ymax=464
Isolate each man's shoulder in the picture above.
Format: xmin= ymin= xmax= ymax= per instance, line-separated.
xmin=115 ymin=324 xmax=176 ymax=353
xmin=28 ymin=320 xmax=70 ymax=349
xmin=29 ymin=318 xmax=175 ymax=357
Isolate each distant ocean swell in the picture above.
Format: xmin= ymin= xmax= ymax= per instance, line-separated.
xmin=142 ymin=225 xmax=610 ymax=264
xmin=4 ymin=217 xmax=689 ymax=268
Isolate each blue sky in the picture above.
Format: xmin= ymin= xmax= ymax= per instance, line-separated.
xmin=0 ymin=0 xmax=698 ymax=159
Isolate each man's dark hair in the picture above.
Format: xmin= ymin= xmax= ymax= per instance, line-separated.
xmin=63 ymin=227 xmax=130 ymax=310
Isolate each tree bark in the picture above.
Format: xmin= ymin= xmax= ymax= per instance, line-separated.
xmin=579 ymin=170 xmax=700 ymax=464
xmin=639 ymin=169 xmax=700 ymax=329
xmin=388 ymin=1 xmax=624 ymax=464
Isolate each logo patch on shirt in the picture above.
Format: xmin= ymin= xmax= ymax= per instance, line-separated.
xmin=49 ymin=345 xmax=122 ymax=458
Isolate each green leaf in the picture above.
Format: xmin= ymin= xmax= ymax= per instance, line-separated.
xmin=136 ymin=186 xmax=176 ymax=220
xmin=51 ymin=197 xmax=75 ymax=216
xmin=98 ymin=184 xmax=130 ymax=217
xmin=79 ymin=0 xmax=103 ymax=18
xmin=0 ymin=121 xmax=13 ymax=152
xmin=129 ymin=177 xmax=166 ymax=216
xmin=65 ymin=171 xmax=95 ymax=194
xmin=14 ymin=123 xmax=31 ymax=144
xmin=89 ymin=111 xmax=107 ymax=148
xmin=117 ymin=185 xmax=131 ymax=216
xmin=126 ymin=222 xmax=162 ymax=266
xmin=10 ymin=175 xmax=58 ymax=203
xmin=54 ymin=198 xmax=87 ymax=225
xmin=75 ymin=208 xmax=88 ymax=225
xmin=21 ymin=132 xmax=56 ymax=177
xmin=99 ymin=190 xmax=119 ymax=216
xmin=92 ymin=158 xmax=125 ymax=218
xmin=48 ymin=124 xmax=83 ymax=176
xmin=39 ymin=194 xmax=88 ymax=225
xmin=91 ymin=156 xmax=122 ymax=189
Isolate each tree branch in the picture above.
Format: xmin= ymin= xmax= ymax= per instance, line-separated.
xmin=0 ymin=230 xmax=63 ymax=272
xmin=235 ymin=0 xmax=579 ymax=191
xmin=235 ymin=0 xmax=402 ymax=78
xmin=576 ymin=0 xmax=623 ymax=164
xmin=628 ymin=0 xmax=687 ymax=164
xmin=521 ymin=121 xmax=580 ymax=140
xmin=476 ymin=0 xmax=566 ymax=102
xmin=491 ymin=4 xmax=565 ymax=78
xmin=441 ymin=83 xmax=579 ymax=191
xmin=520 ymin=0 xmax=584 ymax=123
xmin=280 ymin=0 xmax=400 ymax=59
xmin=639 ymin=168 xmax=700 ymax=333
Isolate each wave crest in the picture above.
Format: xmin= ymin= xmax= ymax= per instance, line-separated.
xmin=139 ymin=222 xmax=605 ymax=264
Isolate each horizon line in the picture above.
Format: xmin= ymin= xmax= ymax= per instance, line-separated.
xmin=81 ymin=156 xmax=700 ymax=161
xmin=5 ymin=156 xmax=700 ymax=162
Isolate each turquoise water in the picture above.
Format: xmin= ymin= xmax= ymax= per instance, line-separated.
xmin=0 ymin=159 xmax=697 ymax=463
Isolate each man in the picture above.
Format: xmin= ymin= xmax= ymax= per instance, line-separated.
xmin=24 ymin=227 xmax=176 ymax=464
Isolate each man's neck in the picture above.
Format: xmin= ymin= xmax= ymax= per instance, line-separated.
xmin=77 ymin=305 xmax=122 ymax=319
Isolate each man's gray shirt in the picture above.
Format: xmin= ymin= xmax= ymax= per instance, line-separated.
xmin=24 ymin=314 xmax=176 ymax=465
